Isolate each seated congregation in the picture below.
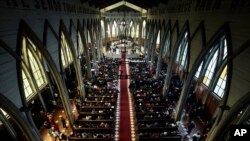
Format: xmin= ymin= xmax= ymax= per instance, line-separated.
xmin=66 ymin=49 xmax=213 ymax=141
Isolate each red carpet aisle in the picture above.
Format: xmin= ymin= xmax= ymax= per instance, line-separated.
xmin=117 ymin=50 xmax=136 ymax=141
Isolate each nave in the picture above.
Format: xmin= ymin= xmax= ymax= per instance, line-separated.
xmin=1 ymin=1 xmax=250 ymax=140
xmin=38 ymin=46 xmax=206 ymax=141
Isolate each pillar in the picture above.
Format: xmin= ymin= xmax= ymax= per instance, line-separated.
xmin=97 ymin=24 xmax=102 ymax=61
xmin=144 ymin=23 xmax=149 ymax=59
xmin=138 ymin=19 xmax=143 ymax=47
xmin=146 ymin=25 xmax=153 ymax=62
xmin=150 ymin=27 xmax=159 ymax=71
xmin=80 ymin=29 xmax=92 ymax=80
xmin=207 ymin=92 xmax=250 ymax=141
xmin=155 ymin=36 xmax=165 ymax=79
xmin=38 ymin=43 xmax=75 ymax=127
xmin=162 ymin=43 xmax=179 ymax=101
xmin=104 ymin=18 xmax=108 ymax=46
xmin=89 ymin=28 xmax=97 ymax=68
xmin=57 ymin=71 xmax=75 ymax=126
xmin=0 ymin=110 xmax=18 ymax=140
xmin=0 ymin=94 xmax=42 ymax=141
xmin=43 ymin=62 xmax=56 ymax=104
xmin=75 ymin=56 xmax=86 ymax=98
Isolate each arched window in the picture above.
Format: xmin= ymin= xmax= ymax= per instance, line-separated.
xmin=78 ymin=32 xmax=84 ymax=56
xmin=156 ymin=30 xmax=161 ymax=45
xmin=129 ymin=21 xmax=133 ymax=27
xmin=136 ymin=24 xmax=139 ymax=38
xmin=61 ymin=48 xmax=67 ymax=67
xmin=195 ymin=35 xmax=229 ymax=98
xmin=212 ymin=38 xmax=228 ymax=98
xmin=142 ymin=20 xmax=146 ymax=39
xmin=176 ymin=31 xmax=189 ymax=68
xmin=131 ymin=26 xmax=135 ymax=38
xmin=213 ymin=65 xmax=228 ymax=97
xmin=87 ymin=30 xmax=91 ymax=43
xmin=162 ymin=31 xmax=170 ymax=58
xmin=112 ymin=21 xmax=117 ymax=37
xmin=22 ymin=70 xmax=34 ymax=99
xmin=21 ymin=36 xmax=47 ymax=100
xmin=107 ymin=23 xmax=111 ymax=38
xmin=61 ymin=32 xmax=73 ymax=68
xmin=203 ymin=49 xmax=218 ymax=86
xmin=195 ymin=61 xmax=203 ymax=78
xmin=101 ymin=20 xmax=105 ymax=38
xmin=202 ymin=37 xmax=228 ymax=87
xmin=120 ymin=21 xmax=125 ymax=35
xmin=129 ymin=21 xmax=134 ymax=37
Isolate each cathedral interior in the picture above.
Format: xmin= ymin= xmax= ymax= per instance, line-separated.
xmin=0 ymin=0 xmax=250 ymax=141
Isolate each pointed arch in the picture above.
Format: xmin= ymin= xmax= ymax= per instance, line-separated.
xmin=162 ymin=20 xmax=171 ymax=59
xmin=162 ymin=20 xmax=190 ymax=99
xmin=100 ymin=19 xmax=105 ymax=38
xmin=196 ymin=23 xmax=233 ymax=99
xmin=116 ymin=19 xmax=121 ymax=36
xmin=112 ymin=20 xmax=117 ymax=38
xmin=16 ymin=20 xmax=75 ymax=126
xmin=156 ymin=29 xmax=161 ymax=46
xmin=142 ymin=19 xmax=146 ymax=39
xmin=155 ymin=21 xmax=171 ymax=78
xmin=129 ymin=20 xmax=134 ymax=37
xmin=107 ymin=21 xmax=111 ymax=38
xmin=77 ymin=20 xmax=92 ymax=80
xmin=77 ymin=20 xmax=85 ymax=56
xmin=60 ymin=31 xmax=73 ymax=69
xmin=0 ymin=39 xmax=42 ymax=140
xmin=175 ymin=21 xmax=190 ymax=72
xmin=17 ymin=26 xmax=48 ymax=101
xmin=0 ymin=94 xmax=39 ymax=141
xmin=59 ymin=20 xmax=85 ymax=98
xmin=175 ymin=23 xmax=234 ymax=121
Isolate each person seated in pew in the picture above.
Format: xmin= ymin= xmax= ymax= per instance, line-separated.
xmin=99 ymin=122 xmax=106 ymax=128
xmin=81 ymin=132 xmax=87 ymax=138
xmin=152 ymin=121 xmax=159 ymax=127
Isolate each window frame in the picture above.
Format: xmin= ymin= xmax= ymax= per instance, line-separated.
xmin=60 ymin=32 xmax=74 ymax=68
xmin=198 ymin=35 xmax=231 ymax=99
xmin=175 ymin=31 xmax=189 ymax=69
xmin=162 ymin=31 xmax=170 ymax=58
xmin=21 ymin=36 xmax=48 ymax=101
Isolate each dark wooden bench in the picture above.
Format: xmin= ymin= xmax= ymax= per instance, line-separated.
xmin=69 ymin=137 xmax=113 ymax=141
xmin=139 ymin=136 xmax=181 ymax=141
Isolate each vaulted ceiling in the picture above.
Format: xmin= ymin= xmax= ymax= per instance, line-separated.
xmin=81 ymin=0 xmax=168 ymax=10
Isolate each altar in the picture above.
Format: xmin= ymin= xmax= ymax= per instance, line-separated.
xmin=106 ymin=39 xmax=144 ymax=58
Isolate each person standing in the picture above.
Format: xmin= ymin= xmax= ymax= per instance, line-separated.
xmin=60 ymin=117 xmax=67 ymax=128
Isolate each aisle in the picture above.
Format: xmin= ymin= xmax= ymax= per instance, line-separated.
xmin=117 ymin=50 xmax=135 ymax=141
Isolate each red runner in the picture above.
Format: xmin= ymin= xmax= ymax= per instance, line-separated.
xmin=119 ymin=50 xmax=131 ymax=141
